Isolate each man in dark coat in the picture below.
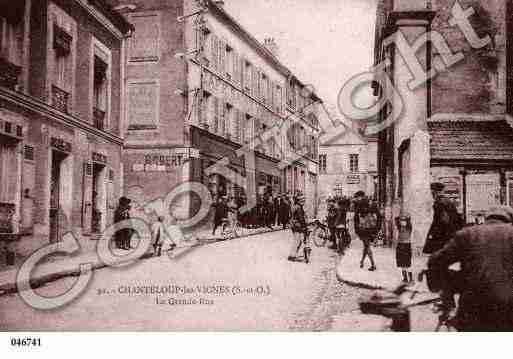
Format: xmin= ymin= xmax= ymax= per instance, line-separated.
xmin=278 ymin=194 xmax=291 ymax=230
xmin=423 ymin=182 xmax=464 ymax=254
xmin=428 ymin=206 xmax=513 ymax=331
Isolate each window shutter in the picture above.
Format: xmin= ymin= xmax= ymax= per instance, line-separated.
xmin=220 ymin=101 xmax=226 ymax=136
xmin=219 ymin=39 xmax=226 ymax=75
xmin=211 ymin=35 xmax=218 ymax=71
xmin=213 ymin=96 xmax=219 ymax=133
xmin=239 ymin=56 xmax=245 ymax=87
xmin=251 ymin=67 xmax=258 ymax=98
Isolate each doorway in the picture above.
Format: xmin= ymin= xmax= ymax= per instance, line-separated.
xmin=91 ymin=162 xmax=106 ymax=234
xmin=49 ymin=150 xmax=66 ymax=242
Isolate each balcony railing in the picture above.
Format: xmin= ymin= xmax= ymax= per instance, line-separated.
xmin=0 ymin=58 xmax=22 ymax=90
xmin=52 ymin=85 xmax=70 ymax=113
xmin=93 ymin=107 xmax=106 ymax=130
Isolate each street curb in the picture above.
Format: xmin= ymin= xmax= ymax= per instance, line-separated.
xmin=0 ymin=228 xmax=285 ymax=297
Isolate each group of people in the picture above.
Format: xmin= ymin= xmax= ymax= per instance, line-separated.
xmin=286 ymin=190 xmax=382 ymax=266
xmin=211 ymin=192 xmax=294 ymax=236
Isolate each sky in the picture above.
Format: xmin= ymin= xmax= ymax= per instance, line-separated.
xmin=222 ymin=0 xmax=378 ymax=117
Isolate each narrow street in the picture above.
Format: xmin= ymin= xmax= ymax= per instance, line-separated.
xmin=0 ymin=230 xmax=368 ymax=331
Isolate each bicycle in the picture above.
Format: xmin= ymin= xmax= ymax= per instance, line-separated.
xmin=220 ymin=217 xmax=240 ymax=239
xmin=310 ymin=219 xmax=330 ymax=247
xmin=358 ymin=273 xmax=456 ymax=332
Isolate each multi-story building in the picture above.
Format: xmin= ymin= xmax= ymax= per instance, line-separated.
xmin=0 ymin=0 xmax=132 ymax=260
xmin=373 ymin=0 xmax=513 ymax=245
xmin=318 ymin=127 xmax=378 ymax=201
xmin=110 ymin=0 xmax=322 ymax=219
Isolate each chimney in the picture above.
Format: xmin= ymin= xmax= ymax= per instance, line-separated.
xmin=263 ymin=37 xmax=279 ymax=58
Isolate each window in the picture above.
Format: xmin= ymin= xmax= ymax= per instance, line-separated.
xmin=92 ymin=39 xmax=111 ymax=131
xmin=261 ymin=73 xmax=268 ymax=103
xmin=243 ymin=60 xmax=251 ymax=93
xmin=0 ymin=6 xmax=23 ymax=90
xmin=50 ymin=6 xmax=76 ymax=114
xmin=244 ymin=114 xmax=252 ymax=144
xmin=200 ymin=91 xmax=211 ymax=127
xmin=0 ymin=140 xmax=17 ymax=203
xmin=219 ymin=39 xmax=226 ymax=75
xmin=223 ymin=103 xmax=232 ymax=137
xmin=200 ymin=26 xmax=211 ymax=67
xmin=211 ymin=34 xmax=219 ymax=71
xmin=275 ymin=84 xmax=282 ymax=113
xmin=286 ymin=80 xmax=296 ymax=110
xmin=349 ymin=154 xmax=359 ymax=173
xmin=212 ymin=97 xmax=220 ymax=133
xmin=225 ymin=44 xmax=232 ymax=80
xmin=319 ymin=154 xmax=327 ymax=174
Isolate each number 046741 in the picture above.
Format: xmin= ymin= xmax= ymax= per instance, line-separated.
xmin=10 ymin=338 xmax=41 ymax=347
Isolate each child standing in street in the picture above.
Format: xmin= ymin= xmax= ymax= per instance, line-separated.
xmin=395 ymin=211 xmax=413 ymax=283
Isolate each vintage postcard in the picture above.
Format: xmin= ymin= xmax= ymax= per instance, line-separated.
xmin=1 ymin=0 xmax=513 ymax=335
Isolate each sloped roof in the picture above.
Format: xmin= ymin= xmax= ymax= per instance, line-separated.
xmin=428 ymin=119 xmax=513 ymax=161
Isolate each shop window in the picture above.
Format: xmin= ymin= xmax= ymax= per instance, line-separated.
xmin=349 ymin=154 xmax=359 ymax=173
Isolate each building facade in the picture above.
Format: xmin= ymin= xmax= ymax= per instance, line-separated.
xmin=0 ymin=0 xmax=131 ymax=260
xmin=374 ymin=0 xmax=513 ymax=245
xmin=318 ymin=127 xmax=378 ymax=201
xmin=110 ymin=0 xmax=322 ymax=220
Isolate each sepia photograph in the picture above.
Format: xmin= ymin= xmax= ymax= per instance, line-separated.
xmin=1 ymin=0 xmax=513 ymax=339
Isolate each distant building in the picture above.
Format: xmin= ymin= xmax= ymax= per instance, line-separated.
xmin=373 ymin=0 xmax=513 ymax=245
xmin=0 ymin=0 xmax=132 ymax=259
xmin=318 ymin=126 xmax=378 ymax=202
xmin=109 ymin=0 xmax=322 ymax=219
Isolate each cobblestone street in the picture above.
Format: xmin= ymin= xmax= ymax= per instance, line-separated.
xmin=0 ymin=230 xmax=373 ymax=331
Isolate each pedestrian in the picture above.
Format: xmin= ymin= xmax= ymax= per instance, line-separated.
xmin=423 ymin=182 xmax=463 ymax=254
xmin=335 ymin=197 xmax=351 ymax=253
xmin=288 ymin=192 xmax=309 ymax=261
xmin=212 ymin=196 xmax=228 ymax=236
xmin=326 ymin=196 xmax=338 ymax=249
xmin=279 ymin=194 xmax=291 ymax=230
xmin=395 ymin=210 xmax=413 ymax=283
xmin=151 ymin=216 xmax=176 ymax=256
xmin=227 ymin=196 xmax=239 ymax=237
xmin=354 ymin=194 xmax=378 ymax=271
xmin=113 ymin=196 xmax=132 ymax=250
xmin=273 ymin=195 xmax=280 ymax=227
xmin=264 ymin=193 xmax=274 ymax=230
xmin=427 ymin=206 xmax=513 ymax=331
